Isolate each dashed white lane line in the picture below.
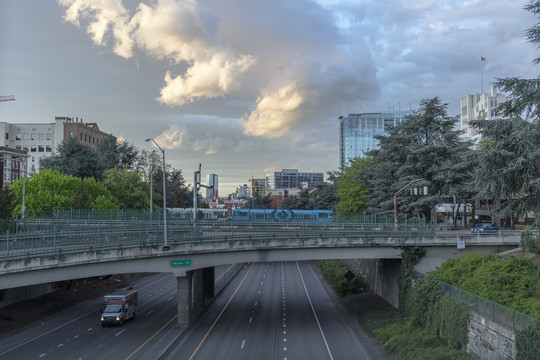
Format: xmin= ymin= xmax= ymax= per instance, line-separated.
xmin=167 ymin=297 xmax=173 ymax=301
xmin=58 ymin=343 xmax=64 ymax=347
xmin=86 ymin=328 xmax=92 ymax=331
xmin=249 ymin=316 xmax=253 ymax=324
xmin=146 ymin=310 xmax=154 ymax=315
xmin=73 ymin=335 xmax=79 ymax=339
xmin=241 ymin=339 xmax=246 ymax=349
xmin=38 ymin=353 xmax=46 ymax=358
xmin=115 ymin=329 xmax=126 ymax=336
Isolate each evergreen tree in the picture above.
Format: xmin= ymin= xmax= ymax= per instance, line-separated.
xmin=363 ymin=98 xmax=474 ymax=220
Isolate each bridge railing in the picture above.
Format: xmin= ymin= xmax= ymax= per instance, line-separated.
xmin=0 ymin=215 xmax=434 ymax=262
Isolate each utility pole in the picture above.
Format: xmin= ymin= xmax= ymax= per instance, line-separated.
xmin=193 ymin=164 xmax=213 ymax=230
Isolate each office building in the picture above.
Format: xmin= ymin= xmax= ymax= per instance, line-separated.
xmin=266 ymin=169 xmax=323 ymax=190
xmin=0 ymin=117 xmax=115 ymax=174
xmin=0 ymin=146 xmax=28 ymax=188
xmin=248 ymin=178 xmax=267 ymax=198
xmin=339 ymin=110 xmax=412 ymax=169
xmin=205 ymin=174 xmax=218 ymax=204
xmin=460 ymin=85 xmax=508 ymax=139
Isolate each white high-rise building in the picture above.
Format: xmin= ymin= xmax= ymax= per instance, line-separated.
xmin=460 ymin=85 xmax=508 ymax=139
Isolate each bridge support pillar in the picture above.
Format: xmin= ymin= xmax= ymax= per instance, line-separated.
xmin=192 ymin=269 xmax=205 ymax=318
xmin=176 ymin=272 xmax=192 ymax=325
xmin=203 ymin=267 xmax=215 ymax=302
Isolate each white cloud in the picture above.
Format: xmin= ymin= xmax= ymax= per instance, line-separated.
xmin=153 ymin=125 xmax=187 ymax=149
xmin=158 ymin=53 xmax=256 ymax=106
xmin=59 ymin=0 xmax=134 ymax=58
xmin=59 ymin=0 xmax=255 ymax=106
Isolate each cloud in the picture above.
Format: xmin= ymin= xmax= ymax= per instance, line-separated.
xmin=59 ymin=0 xmax=134 ymax=58
xmin=59 ymin=0 xmax=255 ymax=105
xmin=242 ymin=83 xmax=304 ymax=137
xmin=158 ymin=53 xmax=256 ymax=106
xmin=153 ymin=125 xmax=187 ymax=149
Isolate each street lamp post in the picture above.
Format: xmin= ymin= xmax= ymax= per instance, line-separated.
xmin=145 ymin=138 xmax=169 ymax=250
xmin=149 ymin=150 xmax=155 ymax=215
xmin=393 ymin=178 xmax=425 ymax=230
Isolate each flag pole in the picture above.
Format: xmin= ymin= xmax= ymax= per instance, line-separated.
xmin=480 ymin=56 xmax=486 ymax=94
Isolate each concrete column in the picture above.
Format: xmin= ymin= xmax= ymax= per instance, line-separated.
xmin=203 ymin=266 xmax=215 ymax=300
xmin=176 ymin=272 xmax=192 ymax=325
xmin=192 ymin=269 xmax=205 ymax=318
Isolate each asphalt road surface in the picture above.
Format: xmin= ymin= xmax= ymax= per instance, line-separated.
xmin=166 ymin=261 xmax=389 ymax=360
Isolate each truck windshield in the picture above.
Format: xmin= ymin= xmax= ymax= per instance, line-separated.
xmin=104 ymin=305 xmax=122 ymax=313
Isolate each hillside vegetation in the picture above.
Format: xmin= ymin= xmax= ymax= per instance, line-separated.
xmin=429 ymin=253 xmax=540 ymax=319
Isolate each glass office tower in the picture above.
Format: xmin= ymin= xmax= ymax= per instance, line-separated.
xmin=339 ymin=110 xmax=412 ymax=169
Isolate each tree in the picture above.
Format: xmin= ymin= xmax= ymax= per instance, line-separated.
xmin=242 ymin=193 xmax=272 ymax=209
xmin=9 ymin=169 xmax=117 ymax=214
xmin=102 ymin=168 xmax=150 ymax=210
xmin=363 ymin=98 xmax=473 ymax=220
xmin=470 ymin=1 xmax=540 ymax=226
xmin=97 ymin=138 xmax=139 ymax=174
xmin=0 ymin=187 xmax=15 ymax=219
xmin=10 ymin=169 xmax=83 ymax=213
xmin=336 ymin=158 xmax=370 ymax=214
xmin=39 ymin=137 xmax=100 ymax=179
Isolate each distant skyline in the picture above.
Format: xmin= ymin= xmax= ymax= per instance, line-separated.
xmin=1 ymin=0 xmax=537 ymax=195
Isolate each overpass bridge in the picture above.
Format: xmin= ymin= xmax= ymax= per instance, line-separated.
xmin=0 ymin=216 xmax=520 ymax=323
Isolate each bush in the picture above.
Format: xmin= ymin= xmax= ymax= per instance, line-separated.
xmin=375 ymin=320 xmax=474 ymax=360
xmin=316 ymin=260 xmax=369 ymax=297
xmin=429 ymin=253 xmax=540 ymax=319
xmin=520 ymin=228 xmax=540 ymax=254
xmin=516 ymin=323 xmax=540 ymax=360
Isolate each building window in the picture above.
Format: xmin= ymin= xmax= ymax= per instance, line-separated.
xmin=5 ymin=133 xmax=8 ymax=140
xmin=80 ymin=133 xmax=83 ymax=140
xmin=15 ymin=145 xmax=21 ymax=150
xmin=38 ymin=133 xmax=44 ymax=140
xmin=23 ymin=133 xmax=29 ymax=140
xmin=46 ymin=133 xmax=52 ymax=140
xmin=46 ymin=145 xmax=52 ymax=152
xmin=38 ymin=145 xmax=44 ymax=152
xmin=31 ymin=133 xmax=37 ymax=140
xmin=30 ymin=146 xmax=37 ymax=152
xmin=16 ymin=133 xmax=22 ymax=140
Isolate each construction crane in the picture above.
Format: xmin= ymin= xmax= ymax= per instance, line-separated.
xmin=0 ymin=95 xmax=15 ymax=102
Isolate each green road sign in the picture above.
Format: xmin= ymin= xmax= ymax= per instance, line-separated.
xmin=171 ymin=259 xmax=192 ymax=267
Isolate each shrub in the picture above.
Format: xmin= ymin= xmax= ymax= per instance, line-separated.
xmin=516 ymin=323 xmax=540 ymax=360
xmin=520 ymin=228 xmax=540 ymax=254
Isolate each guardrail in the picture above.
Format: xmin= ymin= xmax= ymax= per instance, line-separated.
xmin=0 ymin=218 xmax=436 ymax=262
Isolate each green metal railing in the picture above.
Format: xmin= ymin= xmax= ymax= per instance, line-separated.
xmin=0 ymin=211 xmax=434 ymax=262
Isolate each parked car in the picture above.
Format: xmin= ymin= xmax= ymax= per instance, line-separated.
xmin=471 ymin=223 xmax=499 ymax=232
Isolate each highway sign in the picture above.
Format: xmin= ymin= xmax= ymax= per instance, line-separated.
xmin=171 ymin=259 xmax=192 ymax=267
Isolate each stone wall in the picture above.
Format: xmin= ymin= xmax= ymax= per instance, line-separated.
xmin=468 ymin=313 xmax=516 ymax=360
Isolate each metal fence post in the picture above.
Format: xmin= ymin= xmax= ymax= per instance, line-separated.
xmin=6 ymin=230 xmax=9 ymax=262
xmin=54 ymin=226 xmax=57 ymax=258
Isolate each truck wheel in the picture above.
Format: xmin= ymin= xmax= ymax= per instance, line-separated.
xmin=133 ymin=312 xmax=136 ymax=319
xmin=101 ymin=323 xmax=105 ymax=327
xmin=120 ymin=320 xmax=123 ymax=326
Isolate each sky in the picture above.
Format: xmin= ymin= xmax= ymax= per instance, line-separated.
xmin=0 ymin=0 xmax=538 ymax=195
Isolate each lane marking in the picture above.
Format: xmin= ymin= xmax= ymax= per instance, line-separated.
xmin=115 ymin=329 xmax=126 ymax=337
xmin=167 ymin=297 xmax=173 ymax=301
xmin=295 ymin=261 xmax=334 ymax=360
xmin=124 ymin=314 xmax=178 ymax=360
xmin=38 ymin=353 xmax=46 ymax=358
xmin=187 ymin=263 xmax=255 ymax=360
xmin=241 ymin=339 xmax=246 ymax=349
xmin=146 ymin=310 xmax=154 ymax=316
xmin=249 ymin=317 xmax=253 ymax=324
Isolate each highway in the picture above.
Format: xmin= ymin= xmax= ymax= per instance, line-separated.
xmin=0 ymin=262 xmax=389 ymax=359
xmin=166 ymin=261 xmax=389 ymax=360
xmin=0 ymin=266 xmax=237 ymax=360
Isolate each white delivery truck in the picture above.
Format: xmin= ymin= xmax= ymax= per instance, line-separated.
xmin=100 ymin=289 xmax=138 ymax=327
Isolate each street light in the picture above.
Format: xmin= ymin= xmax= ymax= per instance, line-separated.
xmin=145 ymin=138 xmax=169 ymax=250
xmin=393 ymin=178 xmax=425 ymax=230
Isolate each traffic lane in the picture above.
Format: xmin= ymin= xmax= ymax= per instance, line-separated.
xmin=292 ymin=261 xmax=388 ymax=359
xmin=167 ymin=261 xmax=379 ymax=360
xmin=0 ymin=273 xmax=178 ymax=360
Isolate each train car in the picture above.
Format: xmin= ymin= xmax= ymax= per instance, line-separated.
xmin=232 ymin=209 xmax=333 ymax=223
